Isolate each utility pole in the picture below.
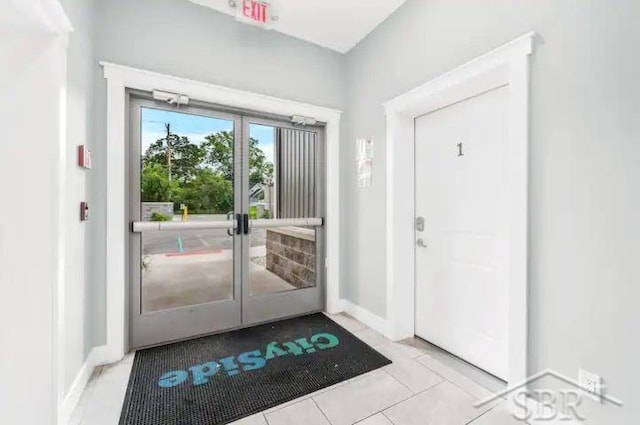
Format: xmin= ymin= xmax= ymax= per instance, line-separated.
xmin=165 ymin=123 xmax=173 ymax=182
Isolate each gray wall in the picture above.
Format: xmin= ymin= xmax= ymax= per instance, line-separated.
xmin=90 ymin=0 xmax=346 ymax=345
xmin=85 ymin=0 xmax=639 ymax=420
xmin=343 ymin=0 xmax=639 ymax=422
xmin=60 ymin=0 xmax=96 ymax=395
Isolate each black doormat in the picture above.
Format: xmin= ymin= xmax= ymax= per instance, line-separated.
xmin=119 ymin=313 xmax=391 ymax=425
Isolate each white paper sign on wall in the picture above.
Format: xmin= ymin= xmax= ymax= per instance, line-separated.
xmin=356 ymin=138 xmax=374 ymax=188
xmin=356 ymin=137 xmax=374 ymax=161
xmin=357 ymin=159 xmax=372 ymax=188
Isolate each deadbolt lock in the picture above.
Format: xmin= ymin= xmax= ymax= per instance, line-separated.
xmin=416 ymin=216 xmax=425 ymax=232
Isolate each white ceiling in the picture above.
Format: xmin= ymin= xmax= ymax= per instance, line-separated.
xmin=188 ymin=0 xmax=407 ymax=53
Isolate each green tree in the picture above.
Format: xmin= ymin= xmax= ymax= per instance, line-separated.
xmin=178 ymin=169 xmax=233 ymax=213
xmin=141 ymin=163 xmax=179 ymax=202
xmin=143 ymin=135 xmax=206 ymax=183
xmin=140 ymin=129 xmax=272 ymax=214
xmin=202 ymin=131 xmax=234 ymax=181
xmin=203 ymin=131 xmax=274 ymax=187
xmin=249 ymin=141 xmax=274 ymax=187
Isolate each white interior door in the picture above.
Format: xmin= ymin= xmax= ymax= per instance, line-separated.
xmin=414 ymin=86 xmax=510 ymax=380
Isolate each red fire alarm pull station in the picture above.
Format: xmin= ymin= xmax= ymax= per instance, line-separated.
xmin=80 ymin=202 xmax=89 ymax=221
xmin=78 ymin=145 xmax=92 ymax=169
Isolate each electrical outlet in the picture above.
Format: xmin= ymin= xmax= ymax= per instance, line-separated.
xmin=579 ymin=369 xmax=602 ymax=403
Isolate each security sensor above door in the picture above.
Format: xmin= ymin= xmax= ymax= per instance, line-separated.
xmin=291 ymin=115 xmax=317 ymax=126
xmin=152 ymin=90 xmax=190 ymax=106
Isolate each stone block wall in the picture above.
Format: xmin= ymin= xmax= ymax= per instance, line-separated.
xmin=141 ymin=202 xmax=174 ymax=221
xmin=266 ymin=227 xmax=316 ymax=289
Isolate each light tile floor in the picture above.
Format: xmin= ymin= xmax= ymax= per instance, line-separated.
xmin=70 ymin=313 xmax=528 ymax=425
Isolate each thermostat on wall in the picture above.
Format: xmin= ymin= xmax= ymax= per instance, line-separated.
xmin=78 ymin=145 xmax=92 ymax=169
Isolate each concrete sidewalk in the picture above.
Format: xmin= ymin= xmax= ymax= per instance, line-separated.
xmin=142 ymin=246 xmax=294 ymax=312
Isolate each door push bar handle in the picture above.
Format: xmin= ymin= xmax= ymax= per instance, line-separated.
xmin=132 ymin=220 xmax=237 ymax=232
xmin=249 ymin=218 xmax=324 ymax=228
xmin=132 ymin=216 xmax=324 ymax=234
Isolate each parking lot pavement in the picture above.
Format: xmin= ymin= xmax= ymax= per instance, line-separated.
xmin=142 ymin=215 xmax=267 ymax=255
xmin=141 ymin=246 xmax=293 ymax=312
xmin=136 ymin=215 xmax=305 ymax=312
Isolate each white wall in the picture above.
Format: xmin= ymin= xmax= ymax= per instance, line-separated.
xmin=89 ymin=0 xmax=347 ymax=345
xmin=0 ymin=2 xmax=71 ymax=424
xmin=343 ymin=0 xmax=640 ymax=423
xmin=59 ymin=0 xmax=96 ymax=396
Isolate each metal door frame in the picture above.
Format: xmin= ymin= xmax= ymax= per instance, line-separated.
xmin=240 ymin=115 xmax=326 ymax=326
xmin=128 ymin=96 xmax=243 ymax=348
xmin=128 ymin=93 xmax=326 ymax=348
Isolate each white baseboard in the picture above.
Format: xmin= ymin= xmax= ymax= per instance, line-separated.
xmin=59 ymin=345 xmax=109 ymax=425
xmin=339 ymin=299 xmax=393 ymax=339
xmin=91 ymin=344 xmax=118 ymax=366
xmin=327 ymin=298 xmax=347 ymax=315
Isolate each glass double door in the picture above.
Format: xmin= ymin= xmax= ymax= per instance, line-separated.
xmin=129 ymin=96 xmax=324 ymax=348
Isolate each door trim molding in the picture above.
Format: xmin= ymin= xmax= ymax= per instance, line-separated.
xmin=101 ymin=62 xmax=342 ymax=363
xmin=383 ymin=32 xmax=535 ymax=386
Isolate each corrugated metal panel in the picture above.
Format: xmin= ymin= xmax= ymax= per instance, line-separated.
xmin=277 ymin=128 xmax=317 ymax=218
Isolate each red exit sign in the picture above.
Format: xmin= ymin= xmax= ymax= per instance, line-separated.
xmin=237 ymin=0 xmax=270 ymax=26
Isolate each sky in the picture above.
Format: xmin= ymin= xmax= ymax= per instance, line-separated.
xmin=141 ymin=107 xmax=275 ymax=163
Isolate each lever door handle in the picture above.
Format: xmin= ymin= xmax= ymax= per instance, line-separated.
xmin=417 ymin=239 xmax=427 ymax=248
